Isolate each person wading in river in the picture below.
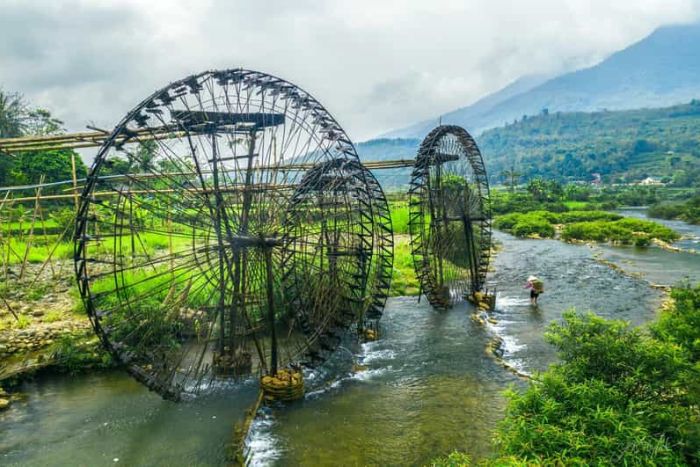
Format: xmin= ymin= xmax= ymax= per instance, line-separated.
xmin=525 ymin=275 xmax=544 ymax=305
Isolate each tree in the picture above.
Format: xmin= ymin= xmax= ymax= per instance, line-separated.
xmin=12 ymin=150 xmax=87 ymax=185
xmin=129 ymin=140 xmax=158 ymax=173
xmin=0 ymin=88 xmax=83 ymax=186
xmin=0 ymin=89 xmax=27 ymax=138
xmin=493 ymin=289 xmax=700 ymax=465
xmin=501 ymin=166 xmax=522 ymax=193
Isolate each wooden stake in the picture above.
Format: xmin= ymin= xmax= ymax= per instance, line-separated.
xmin=19 ymin=177 xmax=43 ymax=280
xmin=71 ymin=152 xmax=79 ymax=213
xmin=36 ymin=200 xmax=56 ymax=277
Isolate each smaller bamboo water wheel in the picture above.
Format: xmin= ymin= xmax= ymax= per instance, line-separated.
xmin=408 ymin=125 xmax=492 ymax=309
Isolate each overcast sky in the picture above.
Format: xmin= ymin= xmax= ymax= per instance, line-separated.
xmin=1 ymin=0 xmax=699 ymax=142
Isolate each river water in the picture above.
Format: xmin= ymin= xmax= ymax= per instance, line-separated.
xmin=2 ymin=213 xmax=698 ymax=466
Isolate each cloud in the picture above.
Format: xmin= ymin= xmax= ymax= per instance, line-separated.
xmin=0 ymin=0 xmax=698 ymax=142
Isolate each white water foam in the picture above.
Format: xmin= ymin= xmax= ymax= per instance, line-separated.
xmin=350 ymin=366 xmax=391 ymax=382
xmin=499 ymin=334 xmax=526 ymax=355
xmin=495 ymin=296 xmax=530 ymax=308
xmin=360 ymin=348 xmax=396 ymax=364
xmin=246 ymin=409 xmax=282 ymax=466
xmin=304 ymin=378 xmax=344 ymax=399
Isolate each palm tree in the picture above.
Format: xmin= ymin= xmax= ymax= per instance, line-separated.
xmin=0 ymin=89 xmax=28 ymax=138
xmin=502 ymin=165 xmax=522 ymax=193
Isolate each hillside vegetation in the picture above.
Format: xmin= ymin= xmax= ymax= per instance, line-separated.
xmin=478 ymin=100 xmax=700 ymax=185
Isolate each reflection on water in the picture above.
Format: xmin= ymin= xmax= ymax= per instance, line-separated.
xmin=0 ymin=372 xmax=258 ymax=466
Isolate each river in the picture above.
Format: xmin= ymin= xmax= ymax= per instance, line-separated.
xmin=2 ymin=213 xmax=698 ymax=466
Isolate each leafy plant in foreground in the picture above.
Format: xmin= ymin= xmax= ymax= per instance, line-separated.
xmin=492 ymin=288 xmax=700 ymax=465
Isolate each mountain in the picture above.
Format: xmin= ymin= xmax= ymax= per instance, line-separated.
xmin=356 ymin=138 xmax=420 ymax=190
xmin=380 ymin=22 xmax=700 ymax=139
xmin=477 ymin=101 xmax=700 ymax=185
xmin=359 ymin=101 xmax=700 ymax=190
xmin=380 ymin=73 xmax=550 ymax=138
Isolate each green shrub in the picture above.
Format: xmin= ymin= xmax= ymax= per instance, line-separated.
xmin=511 ymin=218 xmax=555 ymax=238
xmin=493 ymin=291 xmax=700 ymax=465
xmin=648 ymin=196 xmax=700 ymax=224
xmin=557 ymin=210 xmax=622 ymax=223
xmin=53 ymin=333 xmax=115 ymax=373
xmin=493 ymin=213 xmax=524 ymax=231
xmin=651 ymin=283 xmax=700 ymax=361
xmin=634 ymin=235 xmax=651 ymax=247
xmin=561 ymin=218 xmax=679 ymax=244
xmin=429 ymin=451 xmax=471 ymax=466
xmin=389 ymin=202 xmax=410 ymax=235
xmin=494 ymin=212 xmax=555 ymax=238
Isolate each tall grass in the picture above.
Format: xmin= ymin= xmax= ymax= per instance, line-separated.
xmin=389 ymin=201 xmax=410 ymax=235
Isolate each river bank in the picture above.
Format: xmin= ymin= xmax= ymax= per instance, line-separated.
xmin=1 ymin=212 xmax=698 ymax=465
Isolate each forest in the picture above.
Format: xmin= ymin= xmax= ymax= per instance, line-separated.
xmin=479 ymin=100 xmax=700 ymax=186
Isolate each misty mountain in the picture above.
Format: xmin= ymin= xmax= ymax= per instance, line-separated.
xmin=358 ymin=101 xmax=700 ymax=190
xmin=380 ymin=73 xmax=550 ymax=139
xmin=381 ymin=22 xmax=700 ymax=139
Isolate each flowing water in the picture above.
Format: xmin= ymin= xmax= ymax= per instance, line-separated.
xmin=0 ymin=372 xmax=259 ymax=466
xmin=2 ymin=213 xmax=698 ymax=466
xmin=593 ymin=208 xmax=700 ymax=286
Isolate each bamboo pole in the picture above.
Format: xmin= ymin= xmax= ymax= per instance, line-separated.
xmin=19 ymin=176 xmax=43 ymax=279
xmin=1 ymin=295 xmax=18 ymax=322
xmin=0 ymin=191 xmax=10 ymax=281
xmin=5 ymin=184 xmax=298 ymax=203
xmin=71 ymin=152 xmax=79 ymax=212
xmin=0 ymin=127 xmax=186 ymax=154
xmin=36 ymin=197 xmax=56 ymax=278
xmin=27 ymin=222 xmax=72 ymax=290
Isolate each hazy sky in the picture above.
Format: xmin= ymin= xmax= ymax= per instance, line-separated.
xmin=1 ymin=0 xmax=698 ymax=141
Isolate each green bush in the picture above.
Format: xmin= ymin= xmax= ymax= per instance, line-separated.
xmin=429 ymin=452 xmax=471 ymax=466
xmin=651 ymin=284 xmax=700 ymax=361
xmin=492 ymin=286 xmax=700 ymax=465
xmin=389 ymin=202 xmax=410 ymax=235
xmin=511 ymin=217 xmax=555 ymax=238
xmin=648 ymin=195 xmax=700 ymax=224
xmin=494 ymin=212 xmax=556 ymax=238
xmin=557 ymin=210 xmax=622 ymax=223
xmin=53 ymin=333 xmax=115 ymax=373
xmin=561 ymin=218 xmax=679 ymax=244
xmin=493 ymin=213 xmax=524 ymax=231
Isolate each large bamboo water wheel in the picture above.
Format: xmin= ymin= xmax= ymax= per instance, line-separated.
xmin=408 ymin=125 xmax=491 ymax=309
xmin=74 ymin=69 xmax=393 ymax=400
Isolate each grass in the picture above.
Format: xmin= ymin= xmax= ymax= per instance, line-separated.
xmin=43 ymin=310 xmax=64 ymax=323
xmin=0 ymin=236 xmax=73 ymax=265
xmin=389 ymin=201 xmax=410 ymax=235
xmin=14 ymin=314 xmax=31 ymax=329
xmin=563 ymin=200 xmax=590 ymax=210
xmin=390 ymin=236 xmax=419 ymax=296
xmin=494 ymin=210 xmax=679 ymax=245
xmin=0 ymin=228 xmax=194 ymax=268
xmin=562 ymin=218 xmax=680 ymax=244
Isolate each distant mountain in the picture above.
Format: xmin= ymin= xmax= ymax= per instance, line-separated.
xmin=477 ymin=101 xmax=700 ymax=185
xmin=380 ymin=22 xmax=700 ymax=139
xmin=380 ymin=73 xmax=550 ymax=138
xmin=355 ymin=138 xmax=420 ymax=190
xmin=359 ymin=101 xmax=700 ymax=190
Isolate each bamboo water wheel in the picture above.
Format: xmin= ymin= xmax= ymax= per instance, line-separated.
xmin=408 ymin=125 xmax=492 ymax=309
xmin=74 ymin=69 xmax=393 ymax=400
